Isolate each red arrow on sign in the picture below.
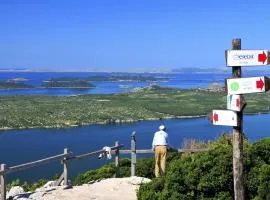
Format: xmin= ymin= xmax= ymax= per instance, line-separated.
xmin=236 ymin=98 xmax=240 ymax=107
xmin=213 ymin=113 xmax=218 ymax=122
xmin=256 ymin=78 xmax=264 ymax=90
xmin=258 ymin=51 xmax=267 ymax=64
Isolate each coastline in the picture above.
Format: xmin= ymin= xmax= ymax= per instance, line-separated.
xmin=0 ymin=115 xmax=206 ymax=131
xmin=1 ymin=112 xmax=270 ymax=131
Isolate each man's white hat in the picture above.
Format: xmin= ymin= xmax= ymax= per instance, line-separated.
xmin=159 ymin=125 xmax=166 ymax=130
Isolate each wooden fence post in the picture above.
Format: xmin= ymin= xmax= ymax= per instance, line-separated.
xmin=131 ymin=131 xmax=136 ymax=177
xmin=63 ymin=148 xmax=68 ymax=185
xmin=115 ymin=141 xmax=120 ymax=177
xmin=231 ymin=38 xmax=245 ymax=200
xmin=0 ymin=164 xmax=7 ymax=200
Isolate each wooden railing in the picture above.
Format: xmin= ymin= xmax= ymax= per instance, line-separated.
xmin=0 ymin=132 xmax=208 ymax=200
xmin=0 ymin=142 xmax=123 ymax=200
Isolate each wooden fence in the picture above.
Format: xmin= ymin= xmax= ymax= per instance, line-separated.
xmin=0 ymin=142 xmax=123 ymax=200
xmin=0 ymin=132 xmax=207 ymax=200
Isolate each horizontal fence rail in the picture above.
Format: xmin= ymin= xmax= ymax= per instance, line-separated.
xmin=6 ymin=153 xmax=69 ymax=174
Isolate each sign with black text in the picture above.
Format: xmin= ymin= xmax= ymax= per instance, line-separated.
xmin=226 ymin=50 xmax=269 ymax=66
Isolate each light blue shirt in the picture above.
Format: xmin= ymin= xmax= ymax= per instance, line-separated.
xmin=152 ymin=130 xmax=169 ymax=149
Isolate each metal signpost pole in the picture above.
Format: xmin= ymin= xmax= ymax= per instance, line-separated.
xmin=231 ymin=38 xmax=245 ymax=200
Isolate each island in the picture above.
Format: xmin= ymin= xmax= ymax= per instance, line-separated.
xmin=42 ymin=80 xmax=95 ymax=88
xmin=0 ymin=85 xmax=269 ymax=130
xmin=0 ymin=81 xmax=34 ymax=89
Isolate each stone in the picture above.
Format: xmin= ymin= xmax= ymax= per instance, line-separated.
xmin=60 ymin=179 xmax=72 ymax=186
xmin=29 ymin=191 xmax=46 ymax=200
xmin=35 ymin=181 xmax=57 ymax=192
xmin=6 ymin=186 xmax=24 ymax=199
xmin=127 ymin=176 xmax=151 ymax=185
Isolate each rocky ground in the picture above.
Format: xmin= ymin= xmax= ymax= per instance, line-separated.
xmin=5 ymin=176 xmax=151 ymax=200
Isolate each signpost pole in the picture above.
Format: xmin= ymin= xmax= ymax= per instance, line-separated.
xmin=232 ymin=38 xmax=245 ymax=200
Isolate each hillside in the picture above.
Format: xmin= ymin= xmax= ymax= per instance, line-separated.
xmin=0 ymin=86 xmax=270 ymax=130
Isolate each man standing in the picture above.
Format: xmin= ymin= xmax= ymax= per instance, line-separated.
xmin=152 ymin=125 xmax=169 ymax=177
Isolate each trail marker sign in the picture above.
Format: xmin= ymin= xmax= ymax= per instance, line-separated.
xmin=212 ymin=110 xmax=238 ymax=126
xmin=226 ymin=76 xmax=270 ymax=95
xmin=227 ymin=94 xmax=242 ymax=112
xmin=226 ymin=50 xmax=269 ymax=66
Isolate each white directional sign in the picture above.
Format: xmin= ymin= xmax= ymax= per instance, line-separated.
xmin=227 ymin=95 xmax=241 ymax=112
xmin=227 ymin=76 xmax=269 ymax=95
xmin=226 ymin=50 xmax=269 ymax=66
xmin=212 ymin=110 xmax=238 ymax=126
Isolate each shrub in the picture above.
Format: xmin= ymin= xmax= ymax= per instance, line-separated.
xmin=74 ymin=158 xmax=155 ymax=185
xmin=138 ymin=135 xmax=236 ymax=199
xmin=246 ymin=138 xmax=270 ymax=200
xmin=7 ymin=178 xmax=48 ymax=192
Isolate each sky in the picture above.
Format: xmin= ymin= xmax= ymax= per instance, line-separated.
xmin=0 ymin=0 xmax=270 ymax=72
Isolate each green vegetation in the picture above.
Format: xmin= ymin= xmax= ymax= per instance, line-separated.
xmin=137 ymin=135 xmax=270 ymax=200
xmin=0 ymin=81 xmax=34 ymax=89
xmin=1 ymin=86 xmax=270 ymax=129
xmin=7 ymin=178 xmax=48 ymax=192
xmin=7 ymin=173 xmax=60 ymax=192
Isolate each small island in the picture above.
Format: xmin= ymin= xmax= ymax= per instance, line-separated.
xmin=42 ymin=80 xmax=95 ymax=88
xmin=0 ymin=81 xmax=34 ymax=89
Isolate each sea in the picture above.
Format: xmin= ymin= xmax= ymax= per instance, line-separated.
xmin=0 ymin=70 xmax=270 ymax=182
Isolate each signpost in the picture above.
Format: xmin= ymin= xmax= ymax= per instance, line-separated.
xmin=209 ymin=39 xmax=270 ymax=200
xmin=212 ymin=110 xmax=238 ymax=126
xmin=227 ymin=76 xmax=270 ymax=95
xmin=226 ymin=50 xmax=269 ymax=66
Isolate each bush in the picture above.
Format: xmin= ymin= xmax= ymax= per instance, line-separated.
xmin=138 ymin=135 xmax=237 ymax=200
xmin=138 ymin=136 xmax=270 ymax=200
xmin=247 ymin=138 xmax=270 ymax=200
xmin=7 ymin=178 xmax=48 ymax=192
xmin=74 ymin=158 xmax=155 ymax=185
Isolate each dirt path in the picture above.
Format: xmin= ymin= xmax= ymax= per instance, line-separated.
xmin=42 ymin=177 xmax=151 ymax=200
